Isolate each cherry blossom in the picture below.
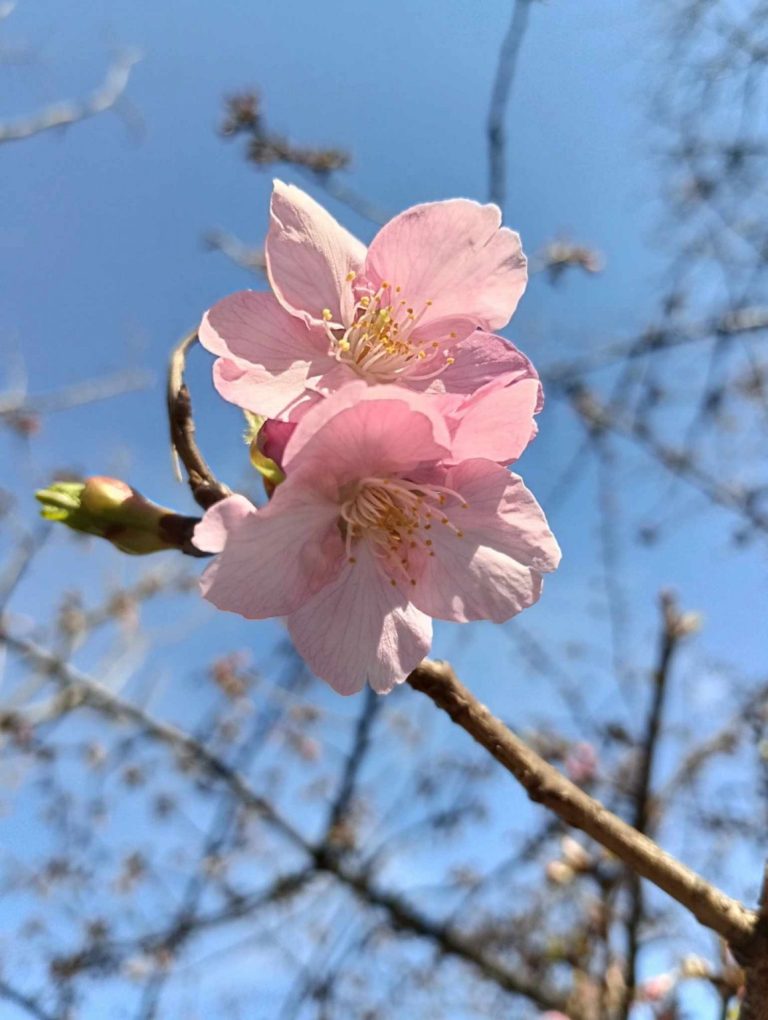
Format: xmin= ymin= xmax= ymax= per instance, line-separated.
xmin=199 ymin=180 xmax=531 ymax=418
xmin=194 ymin=384 xmax=560 ymax=695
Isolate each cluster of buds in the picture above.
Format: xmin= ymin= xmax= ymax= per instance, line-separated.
xmin=220 ymin=90 xmax=349 ymax=174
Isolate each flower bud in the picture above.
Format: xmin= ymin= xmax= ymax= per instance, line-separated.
xmin=560 ymin=836 xmax=592 ymax=872
xmin=243 ymin=413 xmax=288 ymax=495
xmin=679 ymin=955 xmax=711 ymax=979
xmin=36 ymin=477 xmax=199 ymax=556
xmin=545 ymin=860 xmax=574 ymax=886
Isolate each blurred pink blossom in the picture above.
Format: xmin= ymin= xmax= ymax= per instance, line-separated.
xmin=637 ymin=973 xmax=675 ymax=1002
xmin=565 ymin=741 xmax=599 ymax=784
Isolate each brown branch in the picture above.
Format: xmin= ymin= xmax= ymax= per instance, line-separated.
xmin=407 ymin=660 xmax=757 ymax=951
xmin=487 ymin=0 xmax=534 ymax=209
xmin=166 ymin=331 xmax=231 ymax=510
xmin=562 ymin=380 xmax=768 ymax=536
xmin=742 ymin=864 xmax=768 ymax=1020
xmin=620 ymin=592 xmax=686 ymax=1016
xmin=313 ymin=848 xmax=566 ymax=1011
xmin=0 ymin=52 xmax=139 ymax=144
xmin=203 ymin=229 xmax=266 ymax=274
xmin=0 ymin=978 xmax=57 ymax=1020
xmin=323 ymin=686 xmax=381 ymax=851
xmin=542 ymin=305 xmax=768 ymax=384
xmin=0 ymin=630 xmax=566 ymax=1012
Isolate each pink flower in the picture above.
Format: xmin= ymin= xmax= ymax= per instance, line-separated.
xmin=194 ymin=384 xmax=560 ymax=695
xmin=255 ymin=371 xmax=543 ymax=480
xmin=565 ymin=741 xmax=599 ymax=784
xmin=638 ymin=974 xmax=675 ymax=1002
xmin=199 ymin=180 xmax=532 ymax=419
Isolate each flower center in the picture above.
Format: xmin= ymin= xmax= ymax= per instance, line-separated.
xmin=322 ymin=276 xmax=457 ymax=383
xmin=339 ymin=476 xmax=468 ymax=586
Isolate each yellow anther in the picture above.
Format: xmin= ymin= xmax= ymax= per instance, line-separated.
xmin=445 ymin=357 xmax=455 ymax=366
xmin=417 ymin=351 xmax=426 ymax=360
xmin=338 ymin=339 xmax=350 ymax=352
xmin=346 ymin=270 xmax=356 ymax=282
xmin=322 ymin=308 xmax=333 ymax=321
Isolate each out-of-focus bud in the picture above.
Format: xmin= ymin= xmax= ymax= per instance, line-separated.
xmin=560 ymin=836 xmax=592 ymax=872
xmin=679 ymin=955 xmax=711 ymax=979
xmin=637 ymin=973 xmax=675 ymax=1002
xmin=565 ymin=741 xmax=599 ymax=784
xmin=35 ymin=477 xmax=202 ymax=556
xmin=661 ymin=589 xmax=703 ymax=639
xmin=545 ymin=860 xmax=575 ymax=886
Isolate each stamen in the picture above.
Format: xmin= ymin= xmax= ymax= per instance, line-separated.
xmin=324 ymin=283 xmax=455 ymax=383
xmin=338 ymin=477 xmax=468 ymax=583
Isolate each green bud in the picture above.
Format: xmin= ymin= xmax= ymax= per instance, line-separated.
xmin=36 ymin=476 xmax=197 ymax=556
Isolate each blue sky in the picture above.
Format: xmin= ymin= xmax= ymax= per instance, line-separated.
xmin=0 ymin=1 xmax=761 ymax=1017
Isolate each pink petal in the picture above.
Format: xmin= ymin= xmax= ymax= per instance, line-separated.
xmin=266 ymin=180 xmax=366 ymax=326
xmin=282 ymin=383 xmax=452 ymax=484
xmin=449 ymin=377 xmax=541 ymax=464
xmin=193 ymin=494 xmax=256 ymax=554
xmin=201 ymin=482 xmax=343 ymax=619
xmin=287 ymin=541 xmax=432 ymax=695
xmin=211 ymin=360 xmax=312 ymax=417
xmin=437 ymin=330 xmax=540 ymax=398
xmin=200 ymin=290 xmax=330 ymax=416
xmin=411 ymin=459 xmax=561 ymax=623
xmin=365 ymin=200 xmax=527 ymax=332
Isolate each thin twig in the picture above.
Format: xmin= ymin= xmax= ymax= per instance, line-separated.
xmin=323 ymin=687 xmax=381 ymax=849
xmin=0 ymin=630 xmax=567 ymax=1012
xmin=620 ymin=593 xmax=685 ymax=1016
xmin=0 ymin=52 xmax=139 ymax=145
xmin=487 ymin=0 xmax=533 ymax=209
xmin=0 ymin=978 xmax=57 ymax=1020
xmin=203 ymin=229 xmax=266 ymax=274
xmin=166 ymin=331 xmax=231 ymax=510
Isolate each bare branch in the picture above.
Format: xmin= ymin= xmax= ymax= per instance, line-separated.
xmin=620 ymin=593 xmax=687 ymax=1015
xmin=0 ymin=52 xmax=140 ymax=145
xmin=0 ymin=978 xmax=56 ymax=1020
xmin=407 ymin=660 xmax=757 ymax=951
xmin=0 ymin=630 xmax=568 ymax=1012
xmin=203 ymin=229 xmax=266 ymax=275
xmin=166 ymin=331 xmax=231 ymax=510
xmin=487 ymin=0 xmax=534 ymax=209
xmin=742 ymin=864 xmax=768 ymax=1020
